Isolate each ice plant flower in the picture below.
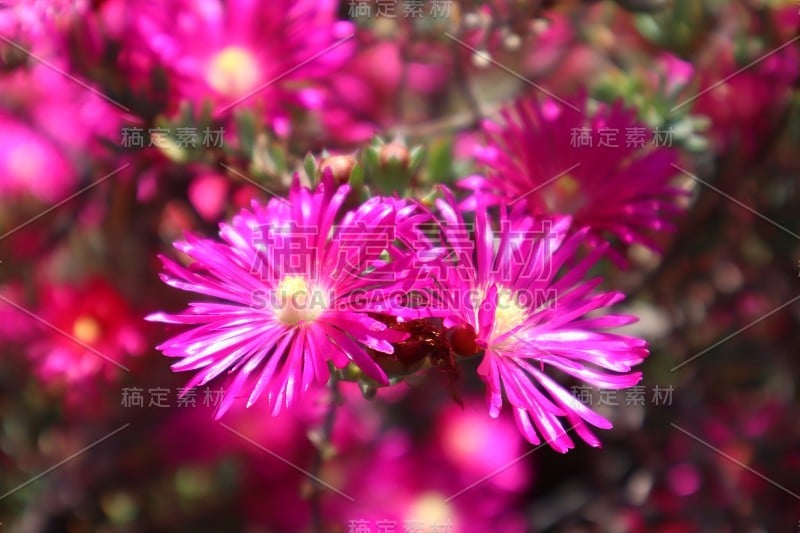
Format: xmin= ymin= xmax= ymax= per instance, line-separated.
xmin=461 ymin=95 xmax=684 ymax=264
xmin=0 ymin=65 xmax=123 ymax=203
xmin=692 ymin=30 xmax=798 ymax=156
xmin=419 ymin=189 xmax=648 ymax=452
xmin=25 ymin=277 xmax=146 ymax=384
xmin=324 ymin=427 xmax=529 ymax=532
xmin=316 ymin=40 xmax=404 ymax=145
xmin=147 ymin=173 xmax=420 ymax=417
xmin=0 ymin=282 xmax=39 ymax=343
xmin=126 ymin=0 xmax=353 ymax=132
xmin=436 ymin=399 xmax=530 ymax=491
xmin=0 ymin=111 xmax=74 ymax=203
xmin=0 ymin=0 xmax=88 ymax=55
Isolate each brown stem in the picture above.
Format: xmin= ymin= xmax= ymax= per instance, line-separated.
xmin=451 ymin=37 xmax=484 ymax=124
xmin=309 ymin=375 xmax=340 ymax=533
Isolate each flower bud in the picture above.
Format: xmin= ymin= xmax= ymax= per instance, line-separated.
xmin=379 ymin=141 xmax=410 ymax=169
xmin=319 ymin=154 xmax=357 ymax=184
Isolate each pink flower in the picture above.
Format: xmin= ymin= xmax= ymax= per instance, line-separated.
xmin=323 ymin=428 xmax=529 ymax=532
xmin=435 ymin=399 xmax=530 ymax=491
xmin=656 ymin=53 xmax=694 ymax=96
xmin=461 ymin=95 xmax=685 ymax=264
xmin=147 ymin=173 xmax=423 ymax=418
xmin=521 ymin=12 xmax=576 ymax=79
xmin=125 ymin=0 xmax=353 ymax=130
xmin=26 ymin=277 xmax=146 ymax=384
xmin=0 ymin=65 xmax=125 ymax=202
xmin=0 ymin=111 xmax=74 ymax=203
xmin=458 ymin=6 xmax=575 ymax=82
xmin=691 ymin=32 xmax=798 ymax=156
xmin=0 ymin=0 xmax=88 ymax=54
xmin=318 ymin=39 xmax=404 ymax=144
xmin=0 ymin=282 xmax=38 ymax=342
xmin=158 ymin=391 xmax=320 ymax=466
xmin=418 ymin=189 xmax=648 ymax=452
xmin=188 ymin=172 xmax=230 ymax=222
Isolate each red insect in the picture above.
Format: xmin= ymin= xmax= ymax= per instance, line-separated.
xmin=368 ymin=314 xmax=463 ymax=406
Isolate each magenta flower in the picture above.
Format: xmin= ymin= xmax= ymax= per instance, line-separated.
xmin=25 ymin=277 xmax=146 ymax=385
xmin=0 ymin=111 xmax=74 ymax=203
xmin=436 ymin=399 xmax=530 ymax=492
xmin=461 ymin=95 xmax=684 ymax=264
xmin=318 ymin=40 xmax=404 ymax=145
xmin=147 ymin=174 xmax=420 ymax=417
xmin=692 ymin=31 xmax=798 ymax=156
xmin=126 ymin=0 xmax=353 ymax=131
xmin=323 ymin=424 xmax=528 ymax=533
xmin=0 ymin=282 xmax=39 ymax=343
xmin=421 ymin=189 xmax=648 ymax=452
xmin=0 ymin=0 xmax=87 ymax=54
xmin=0 ymin=65 xmax=124 ymax=203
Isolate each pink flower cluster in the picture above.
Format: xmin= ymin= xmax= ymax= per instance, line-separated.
xmin=5 ymin=0 xmax=799 ymax=530
xmin=0 ymin=0 xmax=696 ymax=459
xmin=149 ymin=122 xmax=681 ymax=451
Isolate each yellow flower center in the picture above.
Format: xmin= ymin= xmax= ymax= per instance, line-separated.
xmin=273 ymin=275 xmax=328 ymax=326
xmin=492 ymin=288 xmax=528 ymax=338
xmin=206 ymin=46 xmax=261 ymax=97
xmin=405 ymin=492 xmax=453 ymax=529
xmin=472 ymin=286 xmax=529 ymax=339
xmin=73 ymin=315 xmax=102 ymax=344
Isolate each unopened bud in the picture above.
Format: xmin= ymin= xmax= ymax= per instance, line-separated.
xmin=319 ymin=154 xmax=357 ymax=184
xmin=379 ymin=142 xmax=410 ymax=169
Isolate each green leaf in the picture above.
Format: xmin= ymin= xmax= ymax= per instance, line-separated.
xmin=350 ymin=162 xmax=364 ymax=188
xmin=304 ymin=152 xmax=318 ymax=183
xmin=425 ymin=139 xmax=452 ymax=184
xmin=234 ymin=110 xmax=257 ymax=156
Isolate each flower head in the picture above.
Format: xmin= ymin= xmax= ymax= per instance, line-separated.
xmin=692 ymin=30 xmax=798 ymax=156
xmin=0 ymin=64 xmax=124 ymax=203
xmin=126 ymin=0 xmax=353 ymax=130
xmin=420 ymin=189 xmax=648 ymax=452
xmin=26 ymin=277 xmax=146 ymax=385
xmin=323 ymin=424 xmax=529 ymax=532
xmin=0 ymin=0 xmax=88 ymax=54
xmin=0 ymin=111 xmax=74 ymax=203
xmin=148 ymin=173 xmax=421 ymax=417
xmin=461 ymin=95 xmax=684 ymax=264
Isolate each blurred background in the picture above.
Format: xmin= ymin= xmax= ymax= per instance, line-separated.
xmin=1 ymin=0 xmax=800 ymax=531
